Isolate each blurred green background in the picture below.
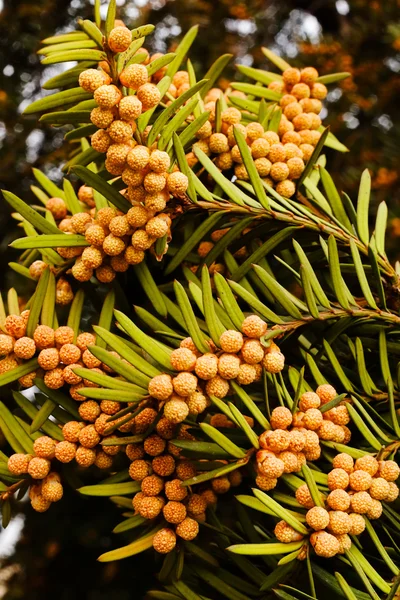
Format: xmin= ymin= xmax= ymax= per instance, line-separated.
xmin=0 ymin=0 xmax=400 ymax=597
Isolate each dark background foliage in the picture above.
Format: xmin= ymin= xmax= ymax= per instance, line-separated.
xmin=0 ymin=0 xmax=399 ymax=597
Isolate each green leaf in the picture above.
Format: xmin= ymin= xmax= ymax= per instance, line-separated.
xmin=171 ymin=439 xmax=230 ymax=459
xmin=87 ymin=345 xmax=150 ymax=389
xmin=201 ymin=54 xmax=233 ymax=99
xmin=200 ymin=423 xmax=246 ymax=459
xmin=42 ymin=31 xmax=89 ymax=44
xmin=79 ymin=481 xmax=140 ymax=496
xmin=201 ymin=266 xmax=225 ymax=346
xmin=160 ymin=94 xmax=199 ymax=150
xmin=114 ymin=310 xmax=173 ymax=370
xmin=228 ymin=95 xmax=260 ymax=115
xmin=146 ymin=52 xmax=175 ymax=77
xmin=346 ymin=545 xmax=390 ymax=596
xmin=41 ymin=49 xmax=105 ymax=64
xmin=318 ymin=393 xmax=347 ymax=414
xmin=236 ymin=64 xmax=282 ymax=85
xmin=63 ymin=178 xmax=81 ymax=214
xmin=64 ymin=123 xmax=97 ymax=142
xmin=323 ymin=130 xmax=349 ymax=152
xmin=172 ymin=132 xmax=197 ymax=203
xmin=277 ymin=548 xmax=304 ymax=566
xmin=313 ymin=565 xmax=371 ymax=600
xmin=182 ymin=460 xmax=246 ymax=487
xmin=178 ymin=111 xmax=210 ymax=149
xmin=350 ymin=391 xmax=392 ymax=442
xmin=233 ymin=126 xmax=269 ymax=209
xmin=261 ymin=47 xmax=291 ymax=71
xmin=300 ymin=266 xmax=319 ymax=319
xmin=228 ymin=278 xmax=282 ymax=324
xmin=252 ymin=265 xmax=304 ymax=319
xmin=147 ymin=593 xmax=182 ymax=600
xmin=166 ymin=213 xmax=223 ymax=277
xmin=193 ymin=566 xmax=253 ymax=600
xmin=297 ymin=127 xmax=330 ymax=188
xmin=30 ymin=185 xmax=48 ymax=205
xmin=268 ymin=108 xmax=282 ymax=133
xmin=32 ymin=168 xmax=65 ymax=199
xmin=147 ymin=79 xmax=207 ymax=147
xmin=214 ymin=97 xmax=222 ymax=133
xmin=34 ymin=380 xmax=81 ymax=421
xmin=42 ymin=63 xmax=93 ymax=90
xmin=356 ymin=169 xmax=371 ymax=245
xmin=39 ymin=110 xmax=92 ymax=124
xmin=166 ymin=26 xmax=198 ymax=78
xmin=259 ymin=99 xmax=275 ymax=128
xmin=134 ymin=262 xmax=167 ymax=318
xmin=94 ymin=289 xmax=115 ymax=349
xmin=301 ymin=465 xmax=324 ymax=507
xmin=322 ymin=339 xmax=354 ymax=391
xmin=0 ymin=358 xmax=39 ymax=388
xmin=134 ymin=306 xmax=179 ymax=342
xmin=346 ymin=404 xmax=382 ymax=451
xmin=364 ymin=518 xmax=399 ymax=576
xmin=203 ymin=217 xmax=254 ymax=267
xmin=93 ymin=325 xmax=161 ymax=378
xmin=24 ymin=87 xmax=91 ymax=114
xmin=0 ymin=413 xmax=26 ymax=454
xmin=64 ymin=147 xmax=101 ymax=171
xmin=98 ymin=526 xmax=162 ymax=562
xmin=39 ymin=39 xmax=97 ymax=55
xmin=230 ymin=82 xmax=281 ymax=101
xmin=172 ymin=580 xmax=202 ymax=600
xmin=320 ymin=167 xmax=352 ymax=231
xmin=0 ymin=402 xmax=34 ymax=453
xmin=260 ymin=564 xmax=296 ymax=592
xmin=130 ymin=24 xmax=155 ymax=40
xmin=41 ymin=270 xmax=56 ymax=328
xmin=7 ymin=288 xmax=20 ymax=315
xmin=72 ymin=368 xmax=141 ymax=393
xmin=349 ymin=240 xmax=377 ymax=309
xmin=113 ymin=514 xmax=147 ymax=534
xmin=387 ymin=376 xmax=400 ymax=437
xmin=386 ymin=575 xmax=400 ymax=600
xmin=29 ymin=399 xmax=56 ymax=434
xmin=79 ymin=19 xmax=103 ymax=46
xmin=104 ymin=0 xmax=117 ymax=36
xmin=208 ymin=393 xmax=239 ymax=428
xmin=193 ymin=148 xmax=251 ymax=207
xmin=11 ymin=234 xmax=89 ymax=249
xmin=334 ymin=573 xmax=359 ymax=600
xmin=317 ymin=72 xmax=351 ymax=84
xmin=230 ymin=381 xmax=269 ymax=429
xmin=8 ymin=263 xmax=35 ymax=280
xmin=1 ymin=499 xmax=12 ymax=528
xmin=79 ymin=388 xmax=143 ymax=402
xmin=2 ymin=190 xmax=60 ymax=235
xmin=253 ymin=488 xmax=309 ymax=534
xmin=174 ymin=281 xmax=210 ymax=353
xmin=374 ymin=201 xmax=387 ymax=256
xmin=327 ymin=235 xmax=351 ymax=310
xmin=72 ymin=166 xmax=130 ymax=212
xmin=293 ymin=241 xmax=331 ymax=309
xmin=228 ymin=540 xmax=303 ymax=556
xmin=66 ymin=289 xmax=84 ymax=341
xmin=213 ymin=273 xmax=245 ymax=330
xmin=368 ymin=246 xmax=387 ymax=310
xmin=228 ymin=403 xmax=259 ymax=449
xmin=231 ymin=227 xmax=297 ymax=282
